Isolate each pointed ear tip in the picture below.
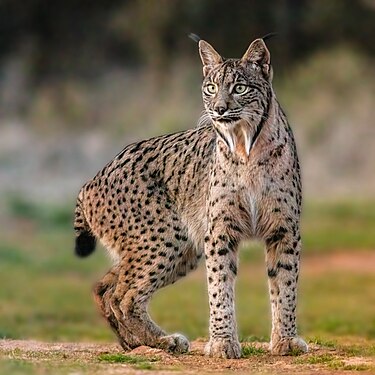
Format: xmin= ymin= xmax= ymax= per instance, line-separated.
xmin=252 ymin=38 xmax=267 ymax=46
xmin=250 ymin=38 xmax=270 ymax=55
xmin=198 ymin=40 xmax=207 ymax=48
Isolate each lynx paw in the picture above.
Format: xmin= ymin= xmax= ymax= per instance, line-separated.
xmin=158 ymin=333 xmax=190 ymax=354
xmin=271 ymin=336 xmax=308 ymax=355
xmin=205 ymin=337 xmax=241 ymax=359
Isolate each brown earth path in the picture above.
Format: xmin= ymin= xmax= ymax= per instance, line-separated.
xmin=1 ymin=338 xmax=374 ymax=375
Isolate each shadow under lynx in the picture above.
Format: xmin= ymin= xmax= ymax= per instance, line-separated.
xmin=74 ymin=37 xmax=308 ymax=358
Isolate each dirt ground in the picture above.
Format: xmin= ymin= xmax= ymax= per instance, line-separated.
xmin=1 ymin=338 xmax=374 ymax=375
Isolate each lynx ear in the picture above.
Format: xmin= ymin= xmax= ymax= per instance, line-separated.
xmin=199 ymin=40 xmax=223 ymax=76
xmin=241 ymin=39 xmax=271 ymax=80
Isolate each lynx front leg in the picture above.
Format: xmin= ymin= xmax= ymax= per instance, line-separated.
xmin=204 ymin=217 xmax=241 ymax=359
xmin=265 ymin=226 xmax=308 ymax=355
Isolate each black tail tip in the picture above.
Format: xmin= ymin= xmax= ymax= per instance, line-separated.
xmin=75 ymin=231 xmax=96 ymax=257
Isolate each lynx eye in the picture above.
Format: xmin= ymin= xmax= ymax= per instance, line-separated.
xmin=233 ymin=84 xmax=248 ymax=95
xmin=205 ymin=83 xmax=218 ymax=95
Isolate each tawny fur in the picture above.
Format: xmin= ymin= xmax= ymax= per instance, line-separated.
xmin=74 ymin=38 xmax=308 ymax=358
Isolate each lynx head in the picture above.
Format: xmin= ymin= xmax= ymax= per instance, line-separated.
xmin=198 ymin=38 xmax=273 ymax=155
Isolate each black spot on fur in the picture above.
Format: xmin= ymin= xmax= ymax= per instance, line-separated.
xmin=229 ymin=261 xmax=237 ymax=275
xmin=267 ymin=268 xmax=278 ymax=278
xmin=277 ymin=262 xmax=293 ymax=271
xmin=266 ymin=227 xmax=287 ymax=246
xmin=218 ymin=248 xmax=229 ymax=256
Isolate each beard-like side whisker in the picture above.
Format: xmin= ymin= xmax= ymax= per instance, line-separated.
xmin=241 ymin=108 xmax=271 ymax=152
xmin=203 ymin=107 xmax=267 ymax=156
xmin=198 ymin=109 xmax=271 ymax=156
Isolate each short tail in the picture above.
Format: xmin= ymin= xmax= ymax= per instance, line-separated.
xmin=74 ymin=190 xmax=96 ymax=257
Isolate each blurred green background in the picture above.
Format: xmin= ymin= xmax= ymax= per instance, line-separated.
xmin=0 ymin=0 xmax=374 ymax=351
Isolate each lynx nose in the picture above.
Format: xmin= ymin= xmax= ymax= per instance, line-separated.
xmin=214 ymin=105 xmax=227 ymax=116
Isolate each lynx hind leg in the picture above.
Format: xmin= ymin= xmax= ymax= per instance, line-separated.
xmin=265 ymin=225 xmax=308 ymax=355
xmin=102 ymin=242 xmax=200 ymax=354
xmin=95 ymin=260 xmax=166 ymax=351
xmin=93 ymin=266 xmax=126 ymax=348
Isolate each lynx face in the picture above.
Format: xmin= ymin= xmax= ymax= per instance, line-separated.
xmin=202 ymin=60 xmax=271 ymax=131
xmin=198 ymin=39 xmax=274 ymax=156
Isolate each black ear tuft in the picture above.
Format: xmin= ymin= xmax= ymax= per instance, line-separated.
xmin=188 ymin=33 xmax=201 ymax=43
xmin=261 ymin=32 xmax=278 ymax=42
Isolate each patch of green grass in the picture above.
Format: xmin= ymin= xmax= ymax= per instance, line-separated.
xmin=241 ymin=344 xmax=267 ymax=357
xmin=238 ymin=200 xmax=375 ymax=260
xmin=98 ymin=353 xmax=158 ymax=369
xmin=308 ymin=336 xmax=337 ymax=348
xmin=337 ymin=364 xmax=371 ymax=371
xmin=327 ymin=360 xmax=371 ymax=371
xmin=294 ymin=353 xmax=336 ymax=365
xmin=301 ymin=273 xmax=375 ymax=339
xmin=302 ymin=200 xmax=375 ymax=252
xmin=136 ymin=362 xmax=156 ymax=370
xmin=0 ymin=359 xmax=35 ymax=375
xmin=289 ymin=347 xmax=307 ymax=356
xmin=326 ymin=359 xmax=349 ymax=370
xmin=0 ymin=358 xmax=94 ymax=375
xmin=6 ymin=195 xmax=73 ymax=230
xmin=339 ymin=343 xmax=375 ymax=357
xmin=0 ymin=229 xmax=113 ymax=342
xmin=294 ymin=354 xmax=372 ymax=372
xmin=240 ymin=335 xmax=268 ymax=343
